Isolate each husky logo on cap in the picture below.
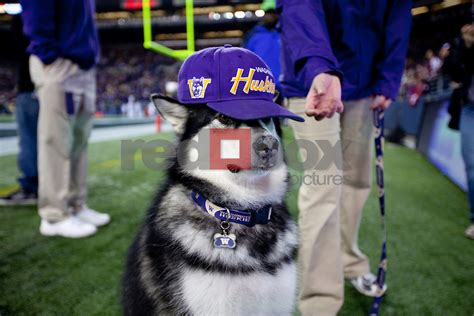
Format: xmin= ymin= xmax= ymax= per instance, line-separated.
xmin=187 ymin=77 xmax=212 ymax=99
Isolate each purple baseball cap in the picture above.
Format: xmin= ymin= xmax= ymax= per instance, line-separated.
xmin=170 ymin=45 xmax=304 ymax=122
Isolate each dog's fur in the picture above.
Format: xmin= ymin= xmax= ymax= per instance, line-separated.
xmin=122 ymin=96 xmax=298 ymax=316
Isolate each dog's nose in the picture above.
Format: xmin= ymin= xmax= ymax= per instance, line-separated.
xmin=253 ymin=135 xmax=279 ymax=159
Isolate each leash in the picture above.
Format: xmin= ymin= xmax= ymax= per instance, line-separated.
xmin=369 ymin=108 xmax=387 ymax=316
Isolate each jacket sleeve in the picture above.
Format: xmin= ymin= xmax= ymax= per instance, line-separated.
xmin=20 ymin=0 xmax=59 ymax=65
xmin=373 ymin=0 xmax=412 ymax=100
xmin=277 ymin=0 xmax=342 ymax=89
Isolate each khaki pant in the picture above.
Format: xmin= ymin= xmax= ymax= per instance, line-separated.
xmin=29 ymin=55 xmax=96 ymax=222
xmin=288 ymin=97 xmax=374 ymax=316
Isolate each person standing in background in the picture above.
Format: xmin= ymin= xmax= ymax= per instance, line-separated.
xmin=425 ymin=49 xmax=442 ymax=79
xmin=244 ymin=0 xmax=281 ymax=91
xmin=0 ymin=15 xmax=38 ymax=206
xmin=278 ymin=0 xmax=412 ymax=314
xmin=21 ymin=0 xmax=110 ymax=238
xmin=444 ymin=23 xmax=474 ymax=239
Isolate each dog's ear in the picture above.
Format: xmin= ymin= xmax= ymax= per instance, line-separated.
xmin=151 ymin=94 xmax=188 ymax=134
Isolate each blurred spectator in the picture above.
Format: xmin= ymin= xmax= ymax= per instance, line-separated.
xmin=0 ymin=15 xmax=38 ymax=206
xmin=121 ymin=95 xmax=143 ymax=118
xmin=400 ymin=63 xmax=427 ymax=106
xmin=243 ymin=0 xmax=281 ymax=90
xmin=425 ymin=49 xmax=442 ymax=79
xmin=146 ymin=101 xmax=157 ymax=117
xmin=22 ymin=0 xmax=110 ymax=238
xmin=96 ymin=46 xmax=178 ymax=115
xmin=399 ymin=51 xmax=445 ymax=106
xmin=165 ymin=81 xmax=179 ymax=98
xmin=0 ymin=57 xmax=16 ymax=109
xmin=443 ymin=23 xmax=474 ymax=239
xmin=439 ymin=42 xmax=451 ymax=61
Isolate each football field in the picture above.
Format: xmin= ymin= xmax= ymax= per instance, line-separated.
xmin=0 ymin=128 xmax=473 ymax=315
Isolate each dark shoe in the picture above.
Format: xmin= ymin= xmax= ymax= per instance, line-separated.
xmin=0 ymin=188 xmax=38 ymax=206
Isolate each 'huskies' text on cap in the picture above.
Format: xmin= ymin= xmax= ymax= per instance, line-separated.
xmin=176 ymin=45 xmax=304 ymax=122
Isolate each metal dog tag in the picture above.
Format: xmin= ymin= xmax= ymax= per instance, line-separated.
xmin=213 ymin=233 xmax=237 ymax=249
xmin=213 ymin=212 xmax=236 ymax=249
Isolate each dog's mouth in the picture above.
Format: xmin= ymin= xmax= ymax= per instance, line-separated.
xmin=226 ymin=163 xmax=274 ymax=174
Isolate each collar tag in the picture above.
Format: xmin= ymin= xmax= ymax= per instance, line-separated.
xmin=213 ymin=233 xmax=237 ymax=249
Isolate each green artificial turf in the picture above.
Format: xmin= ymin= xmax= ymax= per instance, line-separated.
xmin=0 ymin=128 xmax=473 ymax=315
xmin=0 ymin=115 xmax=14 ymax=123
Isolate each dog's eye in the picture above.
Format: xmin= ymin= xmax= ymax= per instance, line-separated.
xmin=216 ymin=114 xmax=234 ymax=126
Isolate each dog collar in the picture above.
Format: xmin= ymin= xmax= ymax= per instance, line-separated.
xmin=191 ymin=191 xmax=272 ymax=227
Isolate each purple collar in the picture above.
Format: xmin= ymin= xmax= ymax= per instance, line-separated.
xmin=191 ymin=191 xmax=272 ymax=227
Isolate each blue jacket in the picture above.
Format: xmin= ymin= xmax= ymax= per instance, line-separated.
xmin=21 ymin=0 xmax=100 ymax=70
xmin=244 ymin=25 xmax=282 ymax=91
xmin=278 ymin=0 xmax=412 ymax=101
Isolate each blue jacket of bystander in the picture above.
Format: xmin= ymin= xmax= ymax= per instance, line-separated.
xmin=245 ymin=24 xmax=282 ymax=91
xmin=277 ymin=0 xmax=412 ymax=101
xmin=21 ymin=0 xmax=100 ymax=70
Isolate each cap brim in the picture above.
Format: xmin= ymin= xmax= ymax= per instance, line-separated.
xmin=207 ymin=99 xmax=305 ymax=122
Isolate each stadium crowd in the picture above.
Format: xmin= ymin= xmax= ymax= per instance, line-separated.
xmin=0 ymin=46 xmax=179 ymax=115
xmin=0 ymin=45 xmax=459 ymax=117
xmin=399 ymin=45 xmax=451 ymax=106
xmin=95 ymin=46 xmax=179 ymax=115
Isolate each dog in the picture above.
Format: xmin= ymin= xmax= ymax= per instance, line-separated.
xmin=122 ymin=46 xmax=303 ymax=316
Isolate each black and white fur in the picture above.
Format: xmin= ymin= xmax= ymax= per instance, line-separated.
xmin=122 ymin=95 xmax=298 ymax=316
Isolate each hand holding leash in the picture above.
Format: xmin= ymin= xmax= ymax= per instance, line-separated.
xmin=371 ymin=95 xmax=392 ymax=110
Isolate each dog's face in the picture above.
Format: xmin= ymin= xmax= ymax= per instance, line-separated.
xmin=152 ymin=95 xmax=288 ymax=207
xmin=191 ymin=77 xmax=204 ymax=98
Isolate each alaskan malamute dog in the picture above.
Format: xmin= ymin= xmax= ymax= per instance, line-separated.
xmin=122 ymin=94 xmax=298 ymax=315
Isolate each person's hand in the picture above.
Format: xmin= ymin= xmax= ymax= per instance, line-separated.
xmin=461 ymin=24 xmax=474 ymax=48
xmin=439 ymin=43 xmax=450 ymax=60
xmin=371 ymin=95 xmax=392 ymax=110
xmin=305 ymin=73 xmax=344 ymax=121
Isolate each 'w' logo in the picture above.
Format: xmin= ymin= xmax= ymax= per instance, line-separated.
xmin=213 ymin=233 xmax=236 ymax=249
